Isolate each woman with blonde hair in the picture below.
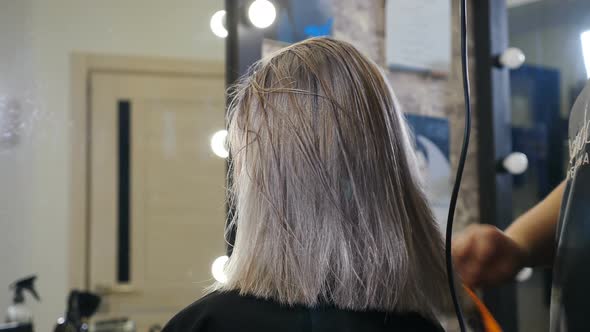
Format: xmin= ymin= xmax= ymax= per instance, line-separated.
xmin=163 ymin=37 xmax=449 ymax=332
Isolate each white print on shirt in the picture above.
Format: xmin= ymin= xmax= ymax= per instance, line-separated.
xmin=568 ymin=101 xmax=590 ymax=179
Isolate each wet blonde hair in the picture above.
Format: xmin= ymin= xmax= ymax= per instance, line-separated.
xmin=220 ymin=37 xmax=448 ymax=316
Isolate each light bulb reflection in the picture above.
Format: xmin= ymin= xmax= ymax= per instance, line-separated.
xmin=211 ymin=255 xmax=229 ymax=283
xmin=210 ymin=130 xmax=229 ymax=158
xmin=210 ymin=10 xmax=228 ymax=38
xmin=582 ymin=30 xmax=590 ymax=78
xmin=503 ymin=152 xmax=528 ymax=175
xmin=248 ymin=0 xmax=276 ymax=29
xmin=516 ymin=267 xmax=533 ymax=282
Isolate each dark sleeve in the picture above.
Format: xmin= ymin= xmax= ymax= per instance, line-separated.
xmin=162 ymin=309 xmax=210 ymax=332
xmin=394 ymin=313 xmax=445 ymax=332
xmin=161 ymin=296 xmax=215 ymax=332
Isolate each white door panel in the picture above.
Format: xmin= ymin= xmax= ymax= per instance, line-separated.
xmin=89 ymin=71 xmax=226 ymax=330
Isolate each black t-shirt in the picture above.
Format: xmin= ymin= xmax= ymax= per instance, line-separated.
xmin=161 ymin=291 xmax=444 ymax=332
xmin=551 ymin=80 xmax=590 ymax=331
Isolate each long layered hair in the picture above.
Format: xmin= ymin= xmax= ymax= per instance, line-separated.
xmin=219 ymin=37 xmax=448 ymax=316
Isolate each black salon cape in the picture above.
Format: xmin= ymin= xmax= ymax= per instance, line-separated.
xmin=162 ymin=291 xmax=444 ymax=332
xmin=550 ymin=80 xmax=590 ymax=331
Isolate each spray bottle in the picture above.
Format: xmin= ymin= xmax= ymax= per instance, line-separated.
xmin=6 ymin=276 xmax=40 ymax=324
xmin=54 ymin=290 xmax=101 ymax=332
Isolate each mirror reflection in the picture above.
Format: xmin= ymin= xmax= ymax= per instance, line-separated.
xmin=1 ymin=1 xmax=225 ymax=331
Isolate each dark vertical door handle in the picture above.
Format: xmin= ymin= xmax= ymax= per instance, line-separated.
xmin=117 ymin=100 xmax=132 ymax=283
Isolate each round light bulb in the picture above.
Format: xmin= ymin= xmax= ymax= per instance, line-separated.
xmin=502 ymin=152 xmax=528 ymax=175
xmin=499 ymin=47 xmax=526 ymax=69
xmin=516 ymin=267 xmax=533 ymax=282
xmin=210 ymin=130 xmax=229 ymax=158
xmin=248 ymin=0 xmax=276 ymax=29
xmin=211 ymin=255 xmax=229 ymax=283
xmin=210 ymin=10 xmax=228 ymax=38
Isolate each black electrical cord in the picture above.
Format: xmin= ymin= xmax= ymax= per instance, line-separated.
xmin=445 ymin=0 xmax=470 ymax=331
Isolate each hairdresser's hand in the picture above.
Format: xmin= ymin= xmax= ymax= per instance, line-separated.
xmin=452 ymin=224 xmax=528 ymax=288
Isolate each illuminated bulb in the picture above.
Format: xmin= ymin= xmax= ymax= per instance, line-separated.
xmin=248 ymin=0 xmax=276 ymax=29
xmin=581 ymin=31 xmax=590 ymax=78
xmin=502 ymin=152 xmax=528 ymax=175
xmin=211 ymin=255 xmax=229 ymax=283
xmin=516 ymin=267 xmax=533 ymax=282
xmin=210 ymin=10 xmax=228 ymax=38
xmin=499 ymin=47 xmax=525 ymax=69
xmin=210 ymin=130 xmax=229 ymax=158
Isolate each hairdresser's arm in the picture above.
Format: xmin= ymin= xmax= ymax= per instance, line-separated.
xmin=505 ymin=180 xmax=565 ymax=267
xmin=452 ymin=180 xmax=565 ymax=287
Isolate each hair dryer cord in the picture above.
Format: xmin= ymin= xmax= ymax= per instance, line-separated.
xmin=445 ymin=0 xmax=471 ymax=331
